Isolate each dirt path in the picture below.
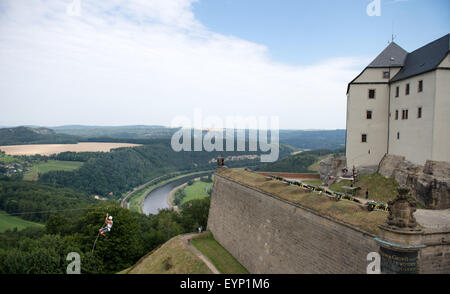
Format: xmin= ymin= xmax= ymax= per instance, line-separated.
xmin=180 ymin=233 xmax=220 ymax=274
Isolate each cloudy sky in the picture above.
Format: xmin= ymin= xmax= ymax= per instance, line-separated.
xmin=0 ymin=0 xmax=448 ymax=129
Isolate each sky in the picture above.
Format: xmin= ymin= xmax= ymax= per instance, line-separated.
xmin=0 ymin=0 xmax=448 ymax=130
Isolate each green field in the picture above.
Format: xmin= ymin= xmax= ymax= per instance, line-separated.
xmin=191 ymin=232 xmax=249 ymax=274
xmin=23 ymin=160 xmax=83 ymax=181
xmin=0 ymin=210 xmax=44 ymax=232
xmin=180 ymin=179 xmax=213 ymax=205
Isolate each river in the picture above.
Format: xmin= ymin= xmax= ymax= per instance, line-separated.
xmin=141 ymin=172 xmax=212 ymax=215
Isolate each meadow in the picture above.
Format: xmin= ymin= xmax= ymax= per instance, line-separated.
xmin=180 ymin=179 xmax=213 ymax=205
xmin=0 ymin=210 xmax=44 ymax=233
xmin=23 ymin=160 xmax=84 ymax=181
xmin=191 ymin=232 xmax=249 ymax=274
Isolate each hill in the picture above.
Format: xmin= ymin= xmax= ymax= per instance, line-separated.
xmin=50 ymin=125 xmax=346 ymax=151
xmin=121 ymin=232 xmax=248 ymax=274
xmin=0 ymin=127 xmax=78 ymax=146
xmin=255 ymin=148 xmax=345 ymax=173
xmin=38 ymin=140 xmax=293 ymax=197
xmin=0 ymin=210 xmax=44 ymax=232
xmin=279 ymin=129 xmax=345 ymax=150
xmin=51 ymin=125 xmax=177 ymax=139
xmin=0 ymin=179 xmax=95 ymax=223
xmin=121 ymin=235 xmax=213 ymax=274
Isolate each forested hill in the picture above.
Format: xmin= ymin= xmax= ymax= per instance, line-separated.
xmin=0 ymin=126 xmax=346 ymax=151
xmin=0 ymin=127 xmax=79 ymax=146
xmin=0 ymin=179 xmax=95 ymax=223
xmin=279 ymin=129 xmax=345 ymax=150
xmin=254 ymin=148 xmax=345 ymax=173
xmin=39 ymin=140 xmax=294 ymax=197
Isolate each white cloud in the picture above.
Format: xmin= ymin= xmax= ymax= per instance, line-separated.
xmin=0 ymin=0 xmax=367 ymax=129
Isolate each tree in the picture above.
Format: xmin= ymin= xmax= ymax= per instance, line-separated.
xmin=46 ymin=213 xmax=72 ymax=235
xmin=76 ymin=206 xmax=144 ymax=273
xmin=180 ymin=198 xmax=210 ymax=232
xmin=156 ymin=210 xmax=183 ymax=240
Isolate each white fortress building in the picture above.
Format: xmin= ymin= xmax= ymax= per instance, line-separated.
xmin=346 ymin=34 xmax=450 ymax=168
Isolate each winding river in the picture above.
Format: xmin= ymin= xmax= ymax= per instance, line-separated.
xmin=141 ymin=172 xmax=212 ymax=215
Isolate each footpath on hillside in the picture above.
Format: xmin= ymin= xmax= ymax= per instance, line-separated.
xmin=181 ymin=233 xmax=220 ymax=274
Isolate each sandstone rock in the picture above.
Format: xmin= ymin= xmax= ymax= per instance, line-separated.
xmin=319 ymin=157 xmax=346 ymax=185
xmin=378 ymin=155 xmax=450 ymax=209
xmin=378 ymin=154 xmax=405 ymax=178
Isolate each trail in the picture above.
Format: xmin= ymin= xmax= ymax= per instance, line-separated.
xmin=180 ymin=233 xmax=220 ymax=274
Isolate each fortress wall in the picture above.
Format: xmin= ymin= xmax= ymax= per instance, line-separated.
xmin=419 ymin=230 xmax=450 ymax=273
xmin=207 ymin=173 xmax=378 ymax=274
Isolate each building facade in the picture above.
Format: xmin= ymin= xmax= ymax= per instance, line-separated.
xmin=346 ymin=34 xmax=450 ymax=168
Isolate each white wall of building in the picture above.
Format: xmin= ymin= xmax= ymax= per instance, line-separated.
xmin=388 ymin=71 xmax=436 ymax=165
xmin=432 ymin=57 xmax=450 ymax=162
xmin=346 ymin=68 xmax=391 ymax=168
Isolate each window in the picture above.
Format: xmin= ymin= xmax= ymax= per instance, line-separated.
xmin=418 ymin=80 xmax=423 ymax=92
xmin=402 ymin=109 xmax=408 ymax=119
xmin=395 ymin=110 xmax=399 ymax=120
xmin=383 ymin=71 xmax=390 ymax=79
xmin=406 ymin=83 xmax=410 ymax=95
xmin=368 ymin=89 xmax=376 ymax=99
xmin=397 ymin=132 xmax=400 ymax=140
xmin=395 ymin=86 xmax=399 ymax=98
xmin=418 ymin=107 xmax=422 ymax=118
xmin=402 ymin=109 xmax=409 ymax=120
xmin=361 ymin=134 xmax=367 ymax=143
xmin=366 ymin=110 xmax=372 ymax=119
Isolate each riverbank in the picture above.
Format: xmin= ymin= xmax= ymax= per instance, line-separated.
xmin=125 ymin=171 xmax=213 ymax=213
xmin=168 ymin=182 xmax=187 ymax=212
xmin=141 ymin=171 xmax=213 ymax=215
xmin=168 ymin=176 xmax=214 ymax=210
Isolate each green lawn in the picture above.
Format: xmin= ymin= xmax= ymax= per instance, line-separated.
xmin=180 ymin=179 xmax=213 ymax=205
xmin=0 ymin=210 xmax=44 ymax=232
xmin=124 ymin=236 xmax=212 ymax=274
xmin=191 ymin=232 xmax=249 ymax=274
xmin=329 ymin=173 xmax=399 ymax=203
xmin=23 ymin=160 xmax=83 ymax=181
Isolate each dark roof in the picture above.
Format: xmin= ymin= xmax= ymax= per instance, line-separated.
xmin=391 ymin=34 xmax=450 ymax=82
xmin=367 ymin=42 xmax=408 ymax=68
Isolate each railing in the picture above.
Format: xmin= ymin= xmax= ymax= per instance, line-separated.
xmin=268 ymin=174 xmax=390 ymax=212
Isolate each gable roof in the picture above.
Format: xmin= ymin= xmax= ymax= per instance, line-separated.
xmin=391 ymin=34 xmax=450 ymax=82
xmin=367 ymin=42 xmax=408 ymax=68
